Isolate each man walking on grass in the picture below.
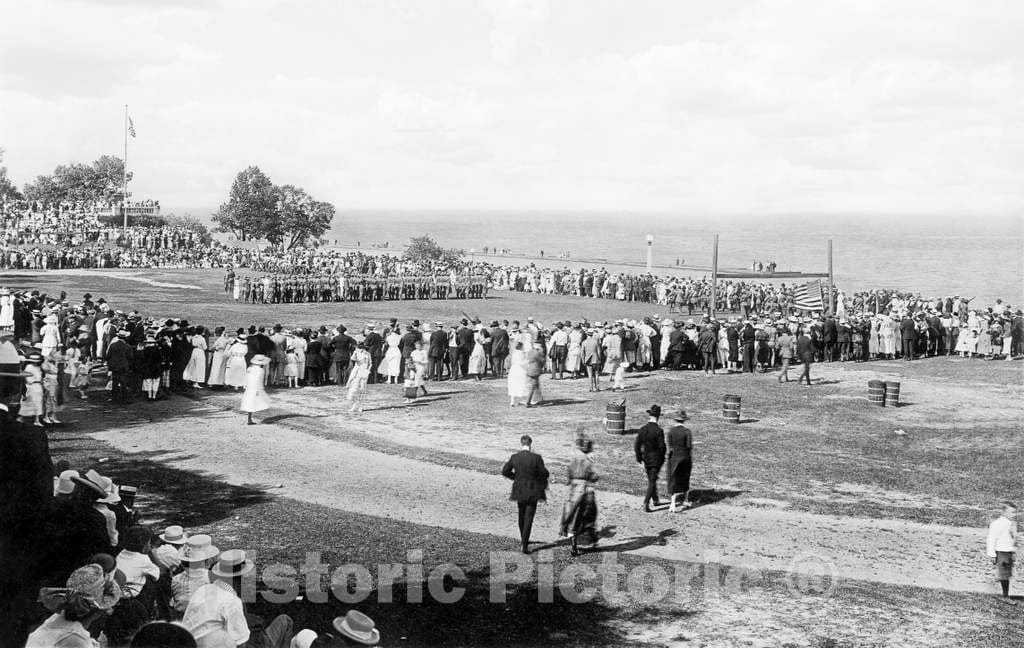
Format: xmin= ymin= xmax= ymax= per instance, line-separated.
xmin=987 ymin=502 xmax=1018 ymax=605
xmin=632 ymin=404 xmax=666 ymax=512
xmin=501 ymin=435 xmax=549 ymax=555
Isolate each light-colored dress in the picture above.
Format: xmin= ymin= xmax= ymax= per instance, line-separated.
xmin=240 ymin=365 xmax=269 ymax=412
xmin=224 ymin=341 xmax=248 ymax=387
xmin=207 ymin=335 xmax=229 ymax=386
xmin=468 ymin=331 xmax=488 ymax=375
xmin=411 ymin=348 xmax=428 ymax=387
xmin=507 ymin=349 xmax=530 ymax=399
xmin=383 ymin=332 xmax=402 ymax=378
xmin=291 ymin=336 xmax=307 ymax=380
xmin=40 ymin=323 xmax=61 ymax=357
xmin=0 ymin=294 xmax=13 ymax=329
xmin=346 ymin=348 xmax=371 ymax=401
xmin=566 ymin=329 xmax=583 ymax=373
xmin=19 ymin=364 xmax=44 ymax=416
xmin=183 ymin=334 xmax=208 ymax=383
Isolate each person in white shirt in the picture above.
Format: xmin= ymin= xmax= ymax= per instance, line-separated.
xmin=172 ymin=535 xmax=218 ymax=616
xmin=986 ymin=502 xmax=1018 ymax=605
xmin=183 ymin=549 xmax=293 ymax=648
xmin=107 ymin=526 xmax=162 ymax=643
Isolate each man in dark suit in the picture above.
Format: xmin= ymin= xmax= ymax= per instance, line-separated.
xmin=632 ymin=404 xmax=666 ymax=512
xmin=900 ymin=315 xmax=917 ymax=360
xmin=454 ymin=319 xmax=475 ymax=379
xmin=501 ymin=435 xmax=549 ymax=554
xmin=489 ymin=321 xmax=509 ymax=378
xmin=823 ymin=316 xmax=838 ymax=362
xmin=428 ymin=323 xmax=448 ymax=381
xmin=398 ymin=325 xmax=420 ymax=380
xmin=796 ymin=328 xmax=814 ymax=386
xmin=105 ymin=330 xmax=133 ymax=403
xmin=330 ymin=325 xmax=355 ymax=386
xmin=363 ymin=325 xmax=384 ymax=384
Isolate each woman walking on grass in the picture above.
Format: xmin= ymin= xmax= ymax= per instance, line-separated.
xmin=240 ymin=354 xmax=270 ymax=425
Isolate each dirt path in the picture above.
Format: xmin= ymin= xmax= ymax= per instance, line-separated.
xmin=88 ymin=398 xmax=997 ymax=596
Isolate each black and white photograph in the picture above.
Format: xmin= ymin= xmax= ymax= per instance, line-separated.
xmin=0 ymin=1 xmax=1022 ymax=646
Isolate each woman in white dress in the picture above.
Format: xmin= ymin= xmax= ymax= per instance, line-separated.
xmin=291 ymin=330 xmax=308 ymax=385
xmin=182 ymin=326 xmax=209 ymax=388
xmin=224 ymin=332 xmax=249 ymax=390
xmin=0 ymin=287 xmax=14 ymax=331
xmin=207 ymin=327 xmax=230 ymax=387
xmin=955 ymin=322 xmax=976 ymax=357
xmin=410 ymin=340 xmax=429 ymax=396
xmin=383 ymin=330 xmax=402 ymax=383
xmin=40 ymin=315 xmax=61 ymax=357
xmin=468 ymin=324 xmax=488 ymax=380
xmin=240 ymin=354 xmax=270 ymax=425
xmin=19 ymin=353 xmax=44 ymax=427
xmin=566 ymin=323 xmax=583 ymax=378
xmin=346 ymin=343 xmax=372 ymax=413
xmin=507 ymin=341 xmax=531 ymax=406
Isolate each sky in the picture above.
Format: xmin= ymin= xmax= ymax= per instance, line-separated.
xmin=1 ymin=0 xmax=1022 ymax=217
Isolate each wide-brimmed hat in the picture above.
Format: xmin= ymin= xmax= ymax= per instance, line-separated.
xmin=24 ymin=353 xmax=43 ymax=364
xmin=179 ymin=534 xmax=219 ymax=563
xmin=71 ymin=469 xmax=111 ymax=499
xmin=290 ymin=629 xmax=319 ymax=648
xmin=55 ymin=469 xmax=80 ymax=495
xmin=250 ymin=354 xmax=270 ymax=366
xmin=40 ymin=563 xmax=121 ymax=612
xmin=159 ymin=525 xmax=189 ymax=545
xmin=333 ymin=610 xmax=380 ymax=645
xmin=211 ymin=549 xmax=255 ymax=578
xmin=646 ymin=404 xmax=662 ymax=418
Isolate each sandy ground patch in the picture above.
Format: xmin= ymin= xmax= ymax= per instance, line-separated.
xmin=89 ymin=397 xmax=1002 ymax=597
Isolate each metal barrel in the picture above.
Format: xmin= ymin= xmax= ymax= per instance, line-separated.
xmin=884 ymin=381 xmax=901 ymax=407
xmin=868 ymin=380 xmax=886 ymax=406
xmin=605 ymin=402 xmax=626 ymax=434
xmin=722 ymin=394 xmax=741 ymax=423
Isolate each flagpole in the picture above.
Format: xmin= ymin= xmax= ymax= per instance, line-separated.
xmin=123 ymin=104 xmax=128 ymax=230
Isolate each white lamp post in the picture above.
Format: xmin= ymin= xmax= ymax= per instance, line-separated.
xmin=645 ymin=234 xmax=654 ymax=271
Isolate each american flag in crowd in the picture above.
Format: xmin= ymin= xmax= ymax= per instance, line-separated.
xmin=792 ymin=279 xmax=824 ymax=311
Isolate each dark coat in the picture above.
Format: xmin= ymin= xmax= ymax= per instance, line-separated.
xmin=490 ymin=327 xmax=510 ymax=357
xmin=455 ymin=326 xmax=475 ymax=350
xmin=633 ymin=421 xmax=666 ymax=469
xmin=306 ymin=338 xmax=325 ymax=369
xmin=399 ymin=331 xmax=420 ymax=358
xmin=501 ymin=449 xmax=549 ymax=503
xmin=900 ymin=317 xmax=917 ymax=340
xmin=330 ymin=333 xmax=355 ymax=363
xmin=428 ymin=330 xmax=448 ymax=359
xmin=140 ymin=344 xmax=163 ymax=380
xmin=796 ymin=334 xmax=815 ymax=362
xmin=363 ymin=332 xmax=384 ymax=358
xmin=105 ymin=338 xmax=132 ymax=373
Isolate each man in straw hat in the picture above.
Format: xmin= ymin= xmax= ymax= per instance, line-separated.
xmin=632 ymin=405 xmax=667 ymax=512
xmin=171 ymin=534 xmax=219 ymax=615
xmin=182 ymin=548 xmax=294 ymax=648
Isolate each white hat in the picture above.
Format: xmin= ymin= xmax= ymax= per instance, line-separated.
xmin=211 ymin=549 xmax=255 ymax=578
xmin=179 ymin=534 xmax=219 ymax=562
xmin=159 ymin=525 xmax=189 ymax=545
xmin=333 ymin=611 xmax=379 ymax=645
xmin=55 ymin=469 xmax=79 ymax=495
xmin=290 ymin=629 xmax=318 ymax=648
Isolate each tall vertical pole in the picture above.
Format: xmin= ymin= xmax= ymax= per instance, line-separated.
xmin=710 ymin=234 xmax=719 ymax=319
xmin=123 ymin=104 xmax=128 ymax=230
xmin=827 ymin=238 xmax=834 ymax=315
xmin=645 ymin=234 xmax=654 ymax=271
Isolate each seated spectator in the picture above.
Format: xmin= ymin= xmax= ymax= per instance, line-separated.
xmin=27 ymin=563 xmax=121 ymax=648
xmin=171 ymin=535 xmax=218 ymax=617
xmin=108 ymin=526 xmax=161 ymax=644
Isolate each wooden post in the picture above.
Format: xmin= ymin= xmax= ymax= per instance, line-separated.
xmin=710 ymin=234 xmax=719 ymax=319
xmin=827 ymin=239 xmax=834 ymax=315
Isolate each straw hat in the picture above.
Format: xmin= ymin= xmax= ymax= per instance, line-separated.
xmin=179 ymin=534 xmax=219 ymax=563
xmin=333 ymin=611 xmax=380 ymax=645
xmin=211 ymin=549 xmax=255 ymax=578
xmin=159 ymin=525 xmax=189 ymax=545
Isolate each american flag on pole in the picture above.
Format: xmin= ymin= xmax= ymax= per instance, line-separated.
xmin=792 ymin=279 xmax=824 ymax=311
xmin=128 ymin=116 xmax=136 ymax=138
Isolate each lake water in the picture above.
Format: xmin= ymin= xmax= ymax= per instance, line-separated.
xmin=181 ymin=208 xmax=1023 ymax=305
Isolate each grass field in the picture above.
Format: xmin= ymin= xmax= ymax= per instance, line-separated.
xmin=9 ymin=267 xmax=1024 ymax=647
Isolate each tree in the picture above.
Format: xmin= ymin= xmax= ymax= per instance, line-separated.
xmin=23 ymin=155 xmax=130 ymax=204
xmin=212 ymin=166 xmax=279 ymax=241
xmin=403 ymin=235 xmax=465 ymax=266
xmin=274 ymin=184 xmax=335 ymax=250
xmin=0 ymin=149 xmax=22 ymax=201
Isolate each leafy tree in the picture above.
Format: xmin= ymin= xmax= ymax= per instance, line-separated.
xmin=212 ymin=166 xmax=280 ymax=241
xmin=0 ymin=148 xmax=22 ymax=201
xmin=403 ymin=235 xmax=465 ymax=266
xmin=274 ymin=184 xmax=335 ymax=249
xmin=23 ymin=155 xmax=130 ymax=204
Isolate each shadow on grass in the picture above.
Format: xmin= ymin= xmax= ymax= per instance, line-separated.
xmin=537 ymin=399 xmax=589 ymax=407
xmin=589 ymin=527 xmax=678 ymax=553
xmin=46 ymin=434 xmax=274 ymax=528
xmin=687 ymin=488 xmax=744 ymax=510
xmin=249 ymin=565 xmax=687 ymax=648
